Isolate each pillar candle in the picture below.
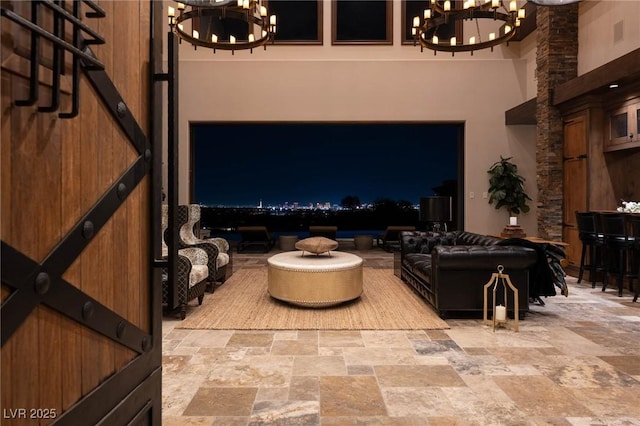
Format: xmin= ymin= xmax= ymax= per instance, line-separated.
xmin=509 ymin=216 xmax=517 ymax=226
xmin=495 ymin=305 xmax=506 ymax=321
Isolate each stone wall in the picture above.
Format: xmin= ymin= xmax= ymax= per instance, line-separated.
xmin=535 ymin=4 xmax=579 ymax=240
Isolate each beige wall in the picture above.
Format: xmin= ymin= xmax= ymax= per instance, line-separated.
xmin=519 ymin=29 xmax=537 ymax=101
xmin=175 ymin=60 xmax=535 ymax=235
xmin=168 ymin=0 xmax=638 ymax=236
xmin=577 ymin=0 xmax=640 ymax=74
xmin=517 ymin=1 xmax=640 ymax=95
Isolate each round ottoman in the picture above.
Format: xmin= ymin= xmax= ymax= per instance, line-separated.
xmin=267 ymin=251 xmax=364 ymax=307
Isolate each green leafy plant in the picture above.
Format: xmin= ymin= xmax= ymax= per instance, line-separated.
xmin=487 ymin=156 xmax=531 ymax=215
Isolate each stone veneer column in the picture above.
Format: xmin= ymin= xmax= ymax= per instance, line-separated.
xmin=535 ymin=4 xmax=578 ymax=240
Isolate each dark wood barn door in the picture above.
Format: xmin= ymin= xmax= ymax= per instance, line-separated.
xmin=1 ymin=1 xmax=163 ymax=424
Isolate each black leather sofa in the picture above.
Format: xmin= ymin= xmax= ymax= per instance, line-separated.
xmin=399 ymin=231 xmax=538 ymax=319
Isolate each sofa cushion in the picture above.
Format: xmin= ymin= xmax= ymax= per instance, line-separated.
xmin=400 ymin=232 xmax=425 ymax=254
xmin=401 ymin=232 xmax=457 ymax=255
xmin=431 ymin=231 xmax=457 ymax=246
xmin=412 ymin=255 xmax=433 ymax=283
xmin=419 ymin=237 xmax=440 ymax=254
xmin=403 ymin=252 xmax=430 ymax=271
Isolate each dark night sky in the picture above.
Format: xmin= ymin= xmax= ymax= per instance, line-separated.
xmin=192 ymin=123 xmax=460 ymax=207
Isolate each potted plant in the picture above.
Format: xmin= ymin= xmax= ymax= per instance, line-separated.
xmin=487 ymin=156 xmax=531 ymax=236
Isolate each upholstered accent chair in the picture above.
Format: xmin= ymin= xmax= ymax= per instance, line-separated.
xmin=179 ymin=204 xmax=230 ymax=290
xmin=161 ymin=204 xmax=209 ymax=319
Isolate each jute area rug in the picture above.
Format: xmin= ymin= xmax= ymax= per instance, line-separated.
xmin=177 ymin=268 xmax=449 ymax=330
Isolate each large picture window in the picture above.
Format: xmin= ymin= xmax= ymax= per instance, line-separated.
xmin=190 ymin=123 xmax=464 ymax=236
xmin=332 ymin=0 xmax=392 ymax=45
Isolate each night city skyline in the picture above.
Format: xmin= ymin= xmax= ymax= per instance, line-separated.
xmin=192 ymin=123 xmax=461 ymax=207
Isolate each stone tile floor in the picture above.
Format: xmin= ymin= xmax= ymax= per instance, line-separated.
xmin=162 ymin=246 xmax=640 ymax=425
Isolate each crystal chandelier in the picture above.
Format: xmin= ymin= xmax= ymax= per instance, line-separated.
xmin=412 ymin=0 xmax=526 ymax=55
xmin=168 ymin=0 xmax=276 ymax=54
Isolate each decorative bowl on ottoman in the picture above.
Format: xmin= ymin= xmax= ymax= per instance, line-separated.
xmin=295 ymin=236 xmax=339 ymax=255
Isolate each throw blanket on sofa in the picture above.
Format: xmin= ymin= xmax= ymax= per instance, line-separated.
xmin=497 ymin=238 xmax=567 ymax=299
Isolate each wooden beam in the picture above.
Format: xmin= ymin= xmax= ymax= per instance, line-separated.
xmin=505 ymin=98 xmax=536 ymax=125
xmin=553 ymin=48 xmax=640 ymax=106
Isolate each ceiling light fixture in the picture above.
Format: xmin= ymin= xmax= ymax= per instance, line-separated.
xmin=168 ymin=0 xmax=276 ymax=54
xmin=529 ymin=0 xmax=580 ymax=5
xmin=412 ymin=0 xmax=526 ymax=56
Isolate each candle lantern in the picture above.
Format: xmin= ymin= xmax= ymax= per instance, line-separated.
xmin=483 ymin=265 xmax=519 ymax=332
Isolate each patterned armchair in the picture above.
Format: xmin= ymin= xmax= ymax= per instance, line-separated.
xmin=179 ymin=204 xmax=230 ymax=290
xmin=162 ymin=204 xmax=209 ymax=319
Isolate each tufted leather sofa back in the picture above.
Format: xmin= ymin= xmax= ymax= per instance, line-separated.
xmin=454 ymin=231 xmax=502 ymax=246
xmin=400 ymin=231 xmax=457 ymax=255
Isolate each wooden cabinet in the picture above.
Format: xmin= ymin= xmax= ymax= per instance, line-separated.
xmin=560 ymin=99 xmax=640 ymax=275
xmin=605 ymin=97 xmax=640 ymax=152
xmin=553 ymin=52 xmax=640 ymax=279
xmin=562 ymin=115 xmax=589 ymax=269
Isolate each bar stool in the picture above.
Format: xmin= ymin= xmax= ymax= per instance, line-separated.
xmin=600 ymin=213 xmax=637 ymax=297
xmin=628 ymin=214 xmax=640 ymax=302
xmin=575 ymin=211 xmax=605 ymax=288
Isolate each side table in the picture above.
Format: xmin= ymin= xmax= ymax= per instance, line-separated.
xmin=279 ymin=235 xmax=299 ymax=251
xmin=354 ymin=234 xmax=374 ymax=251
